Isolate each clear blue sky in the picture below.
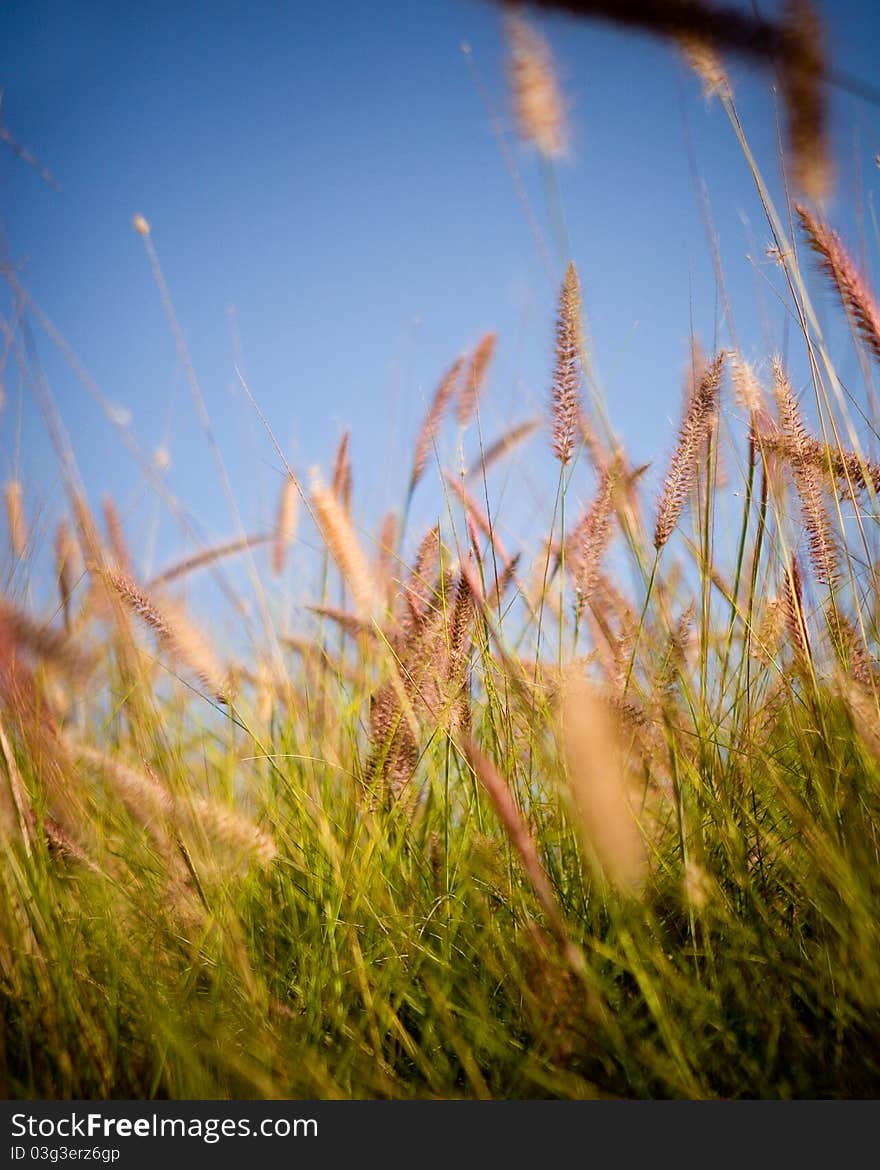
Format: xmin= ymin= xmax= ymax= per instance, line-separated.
xmin=2 ymin=0 xmax=879 ymax=627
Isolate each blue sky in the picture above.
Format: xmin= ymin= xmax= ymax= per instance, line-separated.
xmin=2 ymin=0 xmax=879 ymax=630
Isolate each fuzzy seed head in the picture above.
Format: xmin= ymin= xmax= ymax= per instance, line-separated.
xmin=565 ymin=469 xmax=615 ymax=613
xmin=272 ymin=475 xmax=299 ymax=576
xmin=310 ymin=475 xmax=380 ymax=620
xmin=105 ymin=568 xmax=230 ymax=702
xmin=732 ymin=356 xmax=765 ymax=417
xmin=551 ymin=263 xmax=583 ymax=466
xmin=5 ymin=481 xmax=26 ymax=559
xmin=558 ymin=677 xmax=648 ymax=894
xmin=412 ymin=355 xmax=464 ymax=492
xmin=782 ymin=557 xmax=812 ymax=664
xmin=772 ymin=359 xmax=839 ymax=587
xmin=506 ymin=11 xmax=568 ymax=159
xmin=797 ymin=205 xmax=880 ymax=367
xmin=654 ymin=351 xmax=724 ymax=550
xmin=331 ymin=430 xmax=353 ymax=515
xmin=457 ymin=332 xmax=497 ymax=428
xmin=102 ymin=495 xmax=132 ymax=575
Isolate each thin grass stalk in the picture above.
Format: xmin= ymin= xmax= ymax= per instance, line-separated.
xmin=463 ymin=737 xmax=585 ymax=974
xmin=148 ymin=533 xmax=272 ymax=591
xmin=134 ymin=217 xmax=278 ymax=659
xmin=698 ymin=403 xmax=717 ymax=717
xmin=719 ymin=421 xmax=758 ymax=701
xmin=465 ymin=417 xmax=542 ymax=481
xmin=444 ymin=473 xmax=512 ymax=567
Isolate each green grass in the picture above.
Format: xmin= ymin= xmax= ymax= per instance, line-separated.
xmin=3 ymin=670 xmax=879 ymax=1099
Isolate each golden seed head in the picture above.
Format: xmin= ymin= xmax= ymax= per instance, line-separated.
xmin=5 ymin=480 xmax=27 ymax=559
xmin=558 ymin=677 xmax=648 ymax=895
xmin=678 ymin=33 xmax=731 ymax=100
xmin=506 ymin=10 xmax=568 ymax=160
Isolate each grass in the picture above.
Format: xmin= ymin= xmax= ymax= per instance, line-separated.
xmin=2 ymin=3 xmax=880 ymax=1100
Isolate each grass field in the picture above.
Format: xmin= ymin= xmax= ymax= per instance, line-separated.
xmin=2 ymin=1 xmax=880 ymax=1099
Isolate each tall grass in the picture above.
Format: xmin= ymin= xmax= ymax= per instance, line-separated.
xmin=2 ymin=5 xmax=880 ymax=1100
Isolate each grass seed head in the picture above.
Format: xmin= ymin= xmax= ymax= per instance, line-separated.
xmin=5 ymin=481 xmax=26 ymax=559
xmin=105 ymin=568 xmax=231 ymax=703
xmin=797 ymin=204 xmax=880 ymax=367
xmin=506 ymin=10 xmax=568 ymax=159
xmin=558 ymin=677 xmax=648 ymax=895
xmin=654 ymin=351 xmax=724 ymax=550
xmin=272 ymin=475 xmax=299 ymax=576
xmin=551 ymin=263 xmax=583 ymax=467
xmin=412 ymin=355 xmax=464 ymax=493
xmin=457 ymin=332 xmax=497 ymax=428
xmin=310 ymin=474 xmax=381 ymax=620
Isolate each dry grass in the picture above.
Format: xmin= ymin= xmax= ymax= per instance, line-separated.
xmin=505 ymin=0 xmax=831 ymax=198
xmin=772 ymin=358 xmax=839 ymax=587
